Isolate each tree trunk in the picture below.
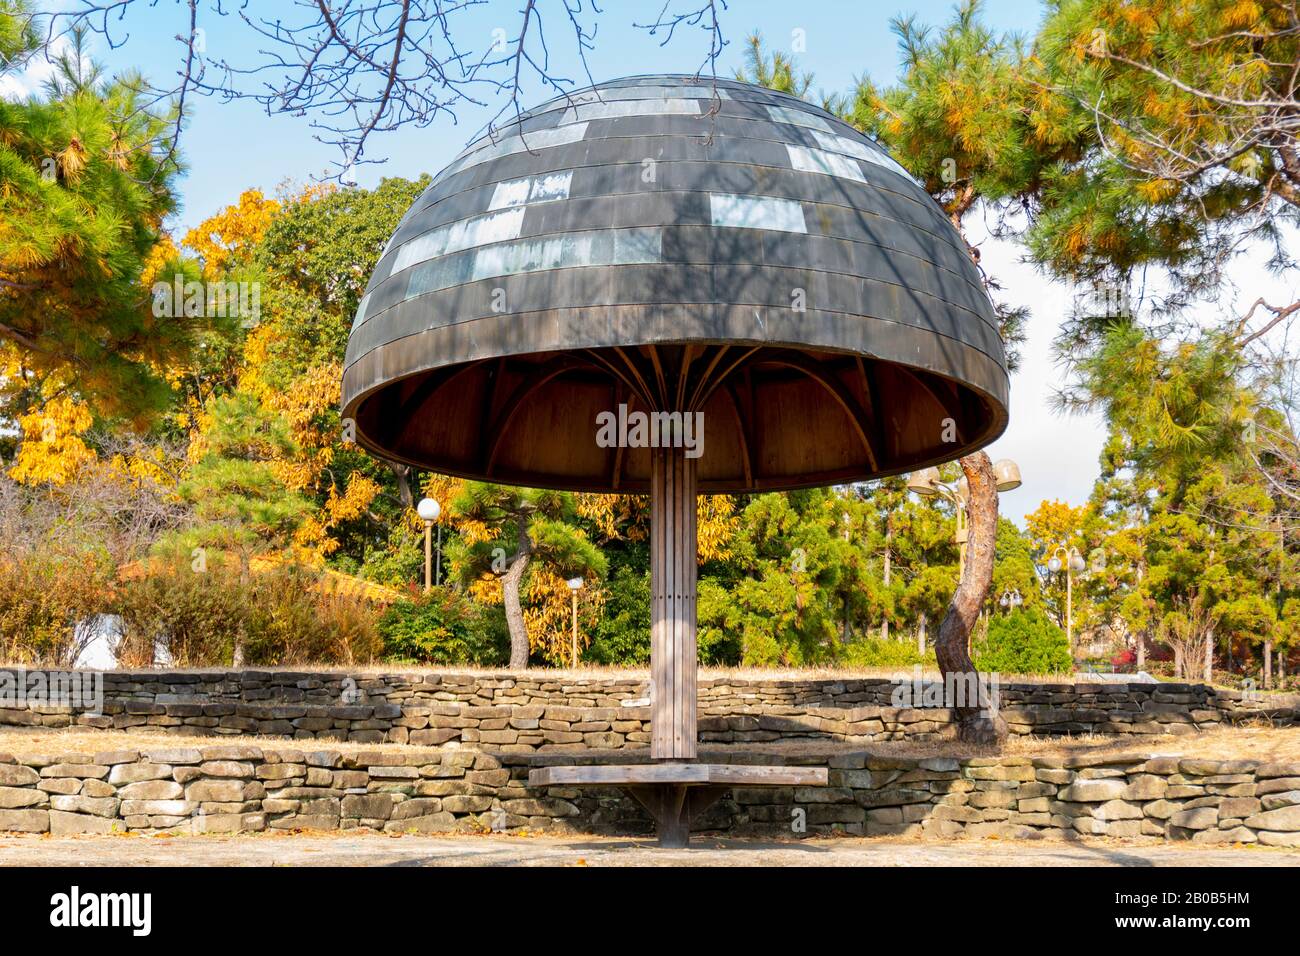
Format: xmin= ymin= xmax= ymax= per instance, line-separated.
xmin=1264 ymin=638 xmax=1273 ymax=690
xmin=1203 ymin=630 xmax=1214 ymax=684
xmin=934 ymin=451 xmax=1007 ymax=745
xmin=881 ymin=520 xmax=891 ymax=641
xmin=233 ymin=553 xmax=249 ymax=668
xmin=503 ymin=520 xmax=532 ymax=669
xmin=917 ymin=612 xmax=927 ymax=656
xmin=386 ymin=461 xmax=414 ymax=509
xmin=1136 ymin=629 xmax=1146 ymax=671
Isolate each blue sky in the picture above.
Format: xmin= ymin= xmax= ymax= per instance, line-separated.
xmin=25 ymin=0 xmax=1277 ymax=525
xmin=65 ymin=0 xmax=1044 ymax=230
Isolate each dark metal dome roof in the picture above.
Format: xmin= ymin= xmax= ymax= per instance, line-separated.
xmin=342 ymin=74 xmax=1009 ymax=492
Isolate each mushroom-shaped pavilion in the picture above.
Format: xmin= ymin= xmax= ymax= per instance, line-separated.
xmin=342 ymin=74 xmax=1009 ymax=844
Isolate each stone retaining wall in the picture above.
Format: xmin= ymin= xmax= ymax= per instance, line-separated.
xmin=1 ymin=744 xmax=1297 ymax=846
xmin=2 ymin=668 xmax=1296 ymax=750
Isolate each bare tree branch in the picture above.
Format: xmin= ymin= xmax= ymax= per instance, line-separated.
xmin=39 ymin=0 xmax=724 ymax=177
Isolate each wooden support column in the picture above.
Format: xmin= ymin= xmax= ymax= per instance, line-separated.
xmin=650 ymin=443 xmax=698 ymax=760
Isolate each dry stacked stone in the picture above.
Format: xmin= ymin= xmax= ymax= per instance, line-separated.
xmin=2 ymin=669 xmax=1295 ymax=749
xmin=1 ymin=746 xmax=1297 ymax=846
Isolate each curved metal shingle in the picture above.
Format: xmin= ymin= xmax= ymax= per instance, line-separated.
xmin=342 ymin=74 xmax=1009 ymax=492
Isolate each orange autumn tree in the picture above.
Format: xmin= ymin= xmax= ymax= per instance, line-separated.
xmin=1024 ymin=499 xmax=1089 ymax=559
xmin=182 ymin=189 xmax=282 ymax=280
xmin=421 ymin=477 xmax=739 ymax=667
xmin=1024 ymin=498 xmax=1107 ymax=637
xmin=235 ymin=177 xmax=430 ymax=564
xmin=577 ymin=491 xmax=740 ymax=563
xmin=174 ymin=184 xmax=386 ymax=567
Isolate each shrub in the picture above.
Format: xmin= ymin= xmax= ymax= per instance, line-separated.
xmin=838 ymin=636 xmax=936 ymax=669
xmin=247 ymin=569 xmax=383 ymax=665
xmin=586 ymin=565 xmax=651 ymax=665
xmin=973 ymin=607 xmax=1073 ymax=675
xmin=0 ymin=552 xmax=113 ymax=665
xmin=1111 ymin=648 xmax=1136 ymax=670
xmin=377 ymin=588 xmax=507 ymax=666
xmin=112 ymin=555 xmax=383 ymax=666
xmin=113 ymin=558 xmax=248 ymax=665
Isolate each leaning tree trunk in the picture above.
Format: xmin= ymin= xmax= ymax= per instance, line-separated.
xmin=934 ymin=451 xmax=1008 ymax=745
xmin=502 ymin=520 xmax=533 ymax=669
xmin=233 ymin=552 xmax=250 ymax=668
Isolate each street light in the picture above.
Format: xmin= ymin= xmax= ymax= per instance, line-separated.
xmin=417 ymin=497 xmax=442 ymax=592
xmin=566 ymin=576 xmax=584 ymax=668
xmin=992 ymin=458 xmax=1022 ymax=492
xmin=906 ymin=459 xmax=1022 ymax=575
xmin=999 ymin=588 xmax=1023 ymax=612
xmin=1048 ymin=544 xmax=1086 ymax=649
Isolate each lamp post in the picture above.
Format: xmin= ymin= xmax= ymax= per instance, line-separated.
xmin=416 ymin=497 xmax=442 ymax=592
xmin=565 ymin=576 xmax=584 ymax=668
xmin=999 ymin=588 xmax=1023 ymax=613
xmin=907 ymin=459 xmax=1022 ymax=575
xmin=1048 ymin=544 xmax=1086 ymax=649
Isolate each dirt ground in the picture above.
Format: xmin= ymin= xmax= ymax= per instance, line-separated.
xmin=1 ymin=830 xmax=1297 ymax=867
xmin=2 ymin=723 xmax=1298 ymax=761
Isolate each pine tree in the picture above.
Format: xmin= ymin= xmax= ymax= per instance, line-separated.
xmin=163 ymin=393 xmax=312 ymax=665
xmin=448 ymin=483 xmax=606 ymax=669
xmin=0 ymin=17 xmax=190 ymax=425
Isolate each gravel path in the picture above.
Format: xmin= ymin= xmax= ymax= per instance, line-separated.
xmin=2 ymin=832 xmax=1297 ymax=867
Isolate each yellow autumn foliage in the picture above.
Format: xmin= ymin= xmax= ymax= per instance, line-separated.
xmin=182 ymin=189 xmax=282 ymax=279
xmin=523 ymin=566 xmax=607 ymax=665
xmin=8 ymin=394 xmax=96 ymax=486
xmin=1025 ymin=499 xmax=1089 ymax=556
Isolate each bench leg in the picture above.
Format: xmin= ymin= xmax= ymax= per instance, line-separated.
xmin=625 ymin=784 xmax=727 ymax=848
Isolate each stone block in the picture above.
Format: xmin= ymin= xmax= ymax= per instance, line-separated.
xmin=269 ymin=814 xmax=338 ymax=830
xmin=1058 ymin=778 xmax=1127 ymax=802
xmin=383 ymin=812 xmax=456 ymax=833
xmin=108 ymin=763 xmax=173 ymax=785
xmin=341 ymin=794 xmax=394 ymax=820
xmin=39 ymin=763 xmax=109 ymax=779
xmin=0 ymin=786 xmax=45 ymax=809
xmin=185 ymin=780 xmax=250 ymax=803
xmin=1122 ymin=775 xmax=1168 ymax=800
xmin=118 ymin=780 xmax=184 ymax=801
xmin=1093 ymin=799 xmax=1143 ymax=821
xmin=49 ymin=795 xmax=119 ymax=817
xmin=198 ymin=761 xmax=254 ymax=778
xmin=1262 ymin=791 xmax=1300 ymax=810
xmin=120 ymin=799 xmax=196 ymax=817
xmin=0 ymin=766 xmax=41 ymax=787
xmin=1169 ymin=807 xmax=1219 ymax=830
xmin=1257 ymin=830 xmax=1300 ymax=847
xmin=0 ymin=809 xmax=49 ymax=832
xmin=1245 ymin=806 xmax=1300 ymax=831
xmin=1219 ymin=797 xmax=1261 ymax=819
xmin=49 ymin=809 xmax=118 ymax=835
xmin=192 ymin=813 xmax=266 ymax=834
xmin=441 ymin=795 xmax=494 ymax=814
xmin=1191 ymin=826 xmax=1257 ymax=845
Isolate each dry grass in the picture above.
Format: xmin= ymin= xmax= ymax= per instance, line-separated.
xmin=1 ymin=722 xmax=1296 ymax=762
xmin=2 ymin=659 xmax=1288 ymax=689
xmin=0 ymin=727 xmax=441 ymax=758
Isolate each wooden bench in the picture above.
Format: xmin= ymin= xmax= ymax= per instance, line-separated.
xmin=528 ymin=762 xmax=828 ymax=847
